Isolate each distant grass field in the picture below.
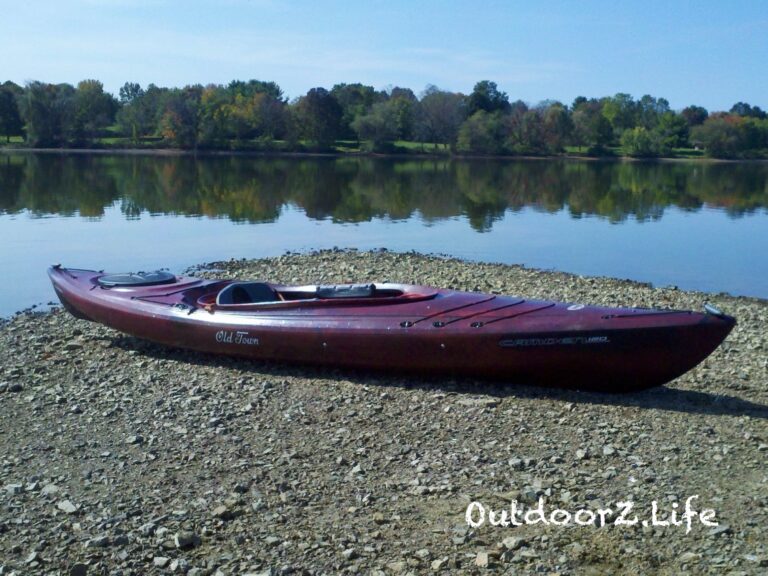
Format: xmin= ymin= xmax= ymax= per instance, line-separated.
xmin=0 ymin=132 xmax=747 ymax=160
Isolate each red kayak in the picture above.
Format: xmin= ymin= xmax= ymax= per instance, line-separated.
xmin=48 ymin=265 xmax=735 ymax=392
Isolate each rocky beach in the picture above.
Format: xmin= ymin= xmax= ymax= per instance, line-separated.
xmin=1 ymin=250 xmax=766 ymax=575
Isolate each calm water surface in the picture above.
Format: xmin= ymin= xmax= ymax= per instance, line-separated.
xmin=1 ymin=153 xmax=766 ymax=317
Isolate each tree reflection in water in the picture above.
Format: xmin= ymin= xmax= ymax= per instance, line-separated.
xmin=1 ymin=154 xmax=767 ymax=230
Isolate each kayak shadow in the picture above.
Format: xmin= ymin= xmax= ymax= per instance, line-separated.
xmin=455 ymin=382 xmax=768 ymax=420
xmin=110 ymin=336 xmax=768 ymax=420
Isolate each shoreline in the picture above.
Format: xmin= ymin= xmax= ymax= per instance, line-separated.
xmin=3 ymin=146 xmax=768 ymax=164
xmin=1 ymin=250 xmax=766 ymax=574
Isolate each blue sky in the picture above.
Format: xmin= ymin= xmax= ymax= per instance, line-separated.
xmin=2 ymin=0 xmax=766 ymax=111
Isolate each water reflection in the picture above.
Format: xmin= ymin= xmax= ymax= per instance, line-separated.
xmin=1 ymin=154 xmax=766 ymax=230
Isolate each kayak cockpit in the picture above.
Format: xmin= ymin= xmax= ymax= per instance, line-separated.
xmin=198 ymin=281 xmax=438 ymax=311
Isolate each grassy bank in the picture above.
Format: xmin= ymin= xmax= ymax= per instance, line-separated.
xmin=0 ymin=134 xmax=743 ymax=160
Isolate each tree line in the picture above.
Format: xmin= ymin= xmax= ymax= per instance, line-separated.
xmin=1 ymin=78 xmax=767 ymax=159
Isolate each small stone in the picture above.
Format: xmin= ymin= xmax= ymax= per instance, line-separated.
xmin=264 ymin=536 xmax=281 ymax=546
xmin=126 ymin=435 xmax=144 ymax=445
xmin=603 ymin=445 xmax=616 ymax=456
xmin=113 ymin=535 xmax=129 ymax=546
xmin=680 ymin=552 xmax=700 ymax=562
xmin=458 ymin=398 xmax=499 ymax=409
xmin=431 ymin=558 xmax=447 ymax=571
xmin=709 ymin=524 xmax=732 ymax=537
xmin=414 ymin=548 xmax=431 ymax=560
xmin=57 ymin=500 xmax=78 ymax=514
xmin=517 ymin=550 xmax=540 ymax=560
xmin=4 ymin=483 xmax=23 ymax=495
xmin=575 ymin=448 xmax=588 ymax=460
xmin=85 ymin=535 xmax=110 ymax=548
xmin=174 ymin=531 xmax=201 ymax=549
xmin=8 ymin=382 xmax=23 ymax=393
xmin=372 ymin=512 xmax=388 ymax=525
xmin=211 ymin=505 xmax=232 ymax=519
xmin=170 ymin=559 xmax=190 ymax=572
xmin=508 ymin=457 xmax=524 ymax=470
xmin=475 ymin=551 xmax=491 ymax=568
xmin=501 ymin=536 xmax=526 ymax=551
xmin=139 ymin=521 xmax=156 ymax=535
xmin=233 ymin=482 xmax=249 ymax=493
xmin=153 ymin=556 xmax=170 ymax=568
xmin=341 ymin=548 xmax=357 ymax=560
xmin=69 ymin=563 xmax=89 ymax=576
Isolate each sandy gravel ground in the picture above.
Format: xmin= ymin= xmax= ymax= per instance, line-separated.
xmin=1 ymin=250 xmax=766 ymax=575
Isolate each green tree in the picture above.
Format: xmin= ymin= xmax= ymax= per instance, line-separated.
xmin=601 ymin=93 xmax=637 ymax=140
xmin=119 ymin=82 xmax=144 ymax=104
xmin=620 ymin=126 xmax=669 ymax=157
xmin=681 ymin=105 xmax=708 ymax=127
xmin=71 ymin=79 xmax=118 ymax=144
xmin=197 ymin=84 xmax=231 ymax=146
xmin=572 ymin=98 xmax=612 ymax=152
xmin=729 ymin=102 xmax=767 ymax=119
xmin=0 ymin=82 xmax=24 ymax=142
xmin=457 ymin=110 xmax=504 ymax=154
xmin=116 ymin=83 xmax=165 ymax=143
xmin=19 ymin=81 xmax=76 ymax=147
xmin=415 ymin=85 xmax=467 ymax=150
xmin=227 ymin=79 xmax=283 ymax=101
xmin=330 ymin=83 xmax=380 ymax=140
xmin=387 ymin=86 xmax=417 ymax=140
xmin=159 ymin=86 xmax=202 ymax=149
xmin=293 ymin=87 xmax=343 ymax=149
xmin=655 ymin=112 xmax=689 ymax=148
xmin=691 ymin=115 xmax=743 ymax=158
xmin=467 ymin=80 xmax=510 ymax=115
xmin=636 ymin=95 xmax=670 ymax=130
xmin=540 ymin=101 xmax=573 ymax=153
xmin=351 ymin=100 xmax=399 ymax=151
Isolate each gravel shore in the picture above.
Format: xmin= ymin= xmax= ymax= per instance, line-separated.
xmin=1 ymin=250 xmax=766 ymax=575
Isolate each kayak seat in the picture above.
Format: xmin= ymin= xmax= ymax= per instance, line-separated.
xmin=217 ymin=282 xmax=278 ymax=305
xmin=317 ymin=283 xmax=376 ymax=299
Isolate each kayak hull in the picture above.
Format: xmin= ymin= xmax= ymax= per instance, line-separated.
xmin=48 ymin=266 xmax=736 ymax=392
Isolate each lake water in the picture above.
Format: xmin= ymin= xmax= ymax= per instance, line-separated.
xmin=1 ymin=152 xmax=766 ymax=317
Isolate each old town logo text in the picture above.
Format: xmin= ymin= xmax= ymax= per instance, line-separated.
xmin=215 ymin=330 xmax=259 ymax=346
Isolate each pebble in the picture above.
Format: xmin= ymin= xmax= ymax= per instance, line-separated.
xmin=709 ymin=524 xmax=732 ymax=537
xmin=4 ymin=483 xmax=23 ymax=495
xmin=211 ymin=505 xmax=232 ymax=519
xmin=125 ymin=434 xmax=144 ymax=445
xmin=475 ymin=551 xmax=491 ymax=568
xmin=501 ymin=536 xmax=527 ymax=551
xmin=174 ymin=531 xmax=201 ymax=549
xmin=56 ymin=500 xmax=78 ymax=514
xmin=84 ymin=535 xmax=110 ymax=548
xmin=69 ymin=563 xmax=89 ymax=576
